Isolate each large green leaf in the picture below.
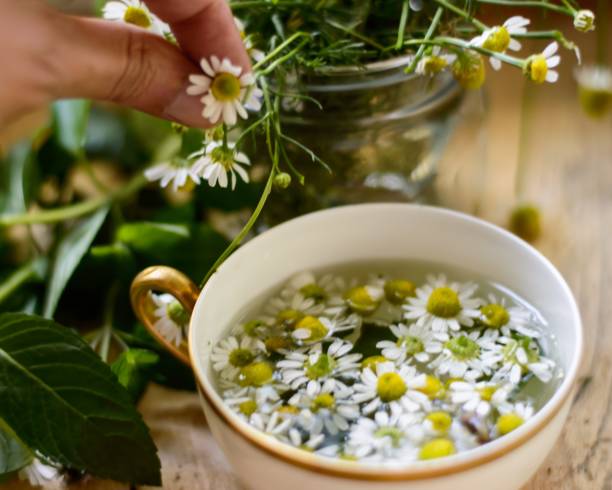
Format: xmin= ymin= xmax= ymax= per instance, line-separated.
xmin=43 ymin=207 xmax=109 ymax=318
xmin=52 ymin=100 xmax=91 ymax=157
xmin=0 ymin=421 xmax=32 ymax=475
xmin=0 ymin=313 xmax=161 ymax=484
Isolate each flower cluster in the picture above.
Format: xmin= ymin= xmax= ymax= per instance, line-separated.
xmin=211 ymin=270 xmax=558 ymax=465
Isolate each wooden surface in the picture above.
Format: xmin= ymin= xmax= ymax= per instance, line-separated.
xmin=7 ymin=23 xmax=612 ymax=490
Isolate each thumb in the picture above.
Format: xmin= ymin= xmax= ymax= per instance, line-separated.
xmin=50 ymin=15 xmax=209 ymax=128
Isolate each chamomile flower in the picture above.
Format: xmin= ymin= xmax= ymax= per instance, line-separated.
xmin=352 ymin=361 xmax=430 ymax=416
xmin=144 ymin=158 xmax=201 ymax=191
xmin=344 ymin=284 xmax=385 ymax=316
xmin=234 ymin=18 xmax=266 ymax=63
xmin=495 ymin=401 xmax=534 ymax=436
xmin=421 ymin=412 xmax=477 ymax=452
xmin=18 ymin=457 xmax=64 ymax=490
xmin=492 ymin=337 xmax=556 ymax=385
xmin=102 ymin=0 xmax=169 ymax=36
xmin=524 ymin=42 xmax=560 ymax=84
xmin=575 ymin=65 xmax=612 ymax=118
xmin=277 ymin=339 xmax=362 ymax=390
xmin=480 ymin=293 xmax=541 ymax=338
xmin=211 ymin=335 xmax=266 ymax=380
xmin=289 ymin=378 xmax=360 ymax=435
xmin=292 ymin=313 xmax=362 ymax=344
xmin=377 ymin=322 xmax=445 ymax=364
xmin=415 ymin=47 xmax=457 ymax=76
xmin=345 ymin=411 xmax=422 ymax=462
xmin=288 ymin=428 xmax=326 ymax=451
xmin=192 ymin=141 xmax=250 ymax=190
xmin=261 ymin=290 xmax=328 ymax=327
xmin=430 ymin=330 xmax=501 ymax=382
xmin=251 ymin=409 xmax=296 ymax=439
xmin=404 ymin=275 xmax=481 ymax=334
xmin=286 ymin=270 xmax=347 ymax=311
xmin=574 ymin=9 xmax=595 ymax=33
xmin=470 ymin=16 xmax=530 ymax=70
xmin=150 ymin=293 xmax=189 ymax=347
xmin=187 ymin=56 xmax=262 ymax=125
xmin=449 ymin=381 xmax=511 ymax=416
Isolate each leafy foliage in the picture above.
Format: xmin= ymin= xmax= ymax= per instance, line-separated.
xmin=0 ymin=423 xmax=31 ymax=476
xmin=0 ymin=313 xmax=161 ymax=485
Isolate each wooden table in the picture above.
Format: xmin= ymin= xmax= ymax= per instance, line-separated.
xmin=9 ymin=22 xmax=612 ymax=490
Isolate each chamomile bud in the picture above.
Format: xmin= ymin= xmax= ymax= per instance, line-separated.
xmin=274 ymin=172 xmax=292 ymax=190
xmin=344 ymin=286 xmax=384 ymax=315
xmin=573 ymin=9 xmax=595 ymax=33
xmin=509 ymin=204 xmax=541 ymax=242
xmin=575 ymin=65 xmax=612 ymax=118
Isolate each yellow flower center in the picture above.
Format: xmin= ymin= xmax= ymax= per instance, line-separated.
xmin=420 ymin=438 xmax=456 ymax=460
xmin=374 ymin=427 xmax=404 ymax=447
xmin=344 ymin=286 xmax=382 ymax=316
xmin=277 ymin=405 xmax=300 ymax=415
xmin=167 ymin=300 xmax=189 ymax=326
xmin=211 ymin=73 xmax=242 ymax=102
xmin=398 ymin=335 xmax=425 ymax=355
xmin=123 ymin=6 xmax=151 ymax=28
xmin=229 ymin=348 xmax=255 ymax=368
xmin=311 ymin=393 xmax=335 ymax=412
xmin=277 ymin=309 xmax=304 ymax=328
xmin=294 ymin=315 xmax=329 ymax=341
xmin=427 ymin=287 xmax=462 ymax=318
xmin=361 ymin=355 xmax=388 ymax=371
xmin=239 ymin=362 xmax=273 ymax=387
xmin=376 ymin=372 xmax=407 ymax=402
xmin=527 ymin=55 xmax=549 ymax=84
xmin=422 ymin=56 xmax=449 ymax=76
xmin=452 ymin=54 xmax=486 ymax=90
xmin=300 ymin=284 xmax=327 ymax=302
xmin=446 ymin=336 xmax=480 ymax=360
xmin=238 ymin=400 xmax=257 ymax=416
xmin=306 ymin=354 xmax=336 ymax=380
xmin=478 ymin=385 xmax=497 ymax=401
xmin=483 ymin=26 xmax=511 ymax=52
xmin=417 ymin=375 xmax=445 ymax=399
xmin=426 ymin=412 xmax=453 ymax=433
xmin=497 ymin=413 xmax=524 ymax=435
xmin=265 ymin=336 xmax=292 ymax=353
xmin=481 ymin=304 xmax=510 ymax=328
xmin=384 ymin=279 xmax=416 ymax=304
xmin=243 ymin=319 xmax=266 ymax=337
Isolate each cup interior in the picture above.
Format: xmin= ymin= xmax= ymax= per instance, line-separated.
xmin=190 ymin=204 xmax=582 ymax=468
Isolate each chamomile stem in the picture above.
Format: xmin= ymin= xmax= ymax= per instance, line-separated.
xmin=474 ymin=0 xmax=573 ymax=15
xmin=0 ymin=174 xmax=147 ymax=227
xmin=252 ymin=32 xmax=309 ymax=71
xmin=0 ymin=260 xmax=40 ymax=304
xmin=406 ymin=7 xmax=444 ymax=73
xmin=433 ymin=0 xmax=487 ymax=31
xmin=436 ymin=36 xmax=525 ymax=68
xmin=395 ymin=0 xmax=410 ymax=51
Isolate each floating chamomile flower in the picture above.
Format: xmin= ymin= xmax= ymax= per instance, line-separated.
xmin=187 ymin=56 xmax=262 ymax=125
xmin=344 ymin=284 xmax=384 ymax=316
xmin=103 ymin=0 xmax=169 ymax=36
xmin=524 ymin=42 xmax=560 ymax=84
xmin=287 ymin=270 xmax=347 ymax=306
xmin=470 ymin=16 xmax=530 ymax=70
xmin=192 ymin=141 xmax=250 ymax=190
xmin=250 ymin=409 xmax=296 ymax=439
xmin=261 ymin=289 xmax=330 ymax=328
xmin=449 ymin=381 xmax=511 ymax=417
xmin=495 ymin=401 xmax=534 ymax=436
xmin=277 ymin=339 xmax=362 ymax=391
xmin=352 ymin=361 xmax=430 ymax=416
xmin=419 ymin=437 xmax=456 ymax=460
xmin=150 ymin=293 xmax=189 ymax=347
xmin=377 ymin=323 xmax=445 ymax=365
xmin=430 ymin=330 xmax=501 ymax=382
xmin=492 ymin=337 xmax=556 ymax=385
xmin=288 ymin=428 xmax=326 ymax=451
xmin=480 ymin=293 xmax=540 ymax=338
xmin=211 ymin=335 xmax=266 ymax=380
xmin=404 ymin=274 xmax=481 ymax=333
xmin=144 ymin=158 xmax=201 ymax=192
xmin=290 ymin=378 xmax=360 ymax=435
xmin=292 ymin=313 xmax=362 ymax=344
xmin=346 ymin=411 xmax=422 ymax=462
xmin=18 ymin=457 xmax=65 ymax=490
xmin=415 ymin=47 xmax=456 ymax=76
xmin=421 ymin=412 xmax=478 ymax=452
xmin=575 ymin=65 xmax=612 ymax=118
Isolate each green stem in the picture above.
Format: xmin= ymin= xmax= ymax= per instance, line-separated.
xmin=436 ymin=36 xmax=525 ymax=68
xmin=0 ymin=174 xmax=147 ymax=227
xmin=474 ymin=0 xmax=573 ymax=15
xmin=324 ymin=19 xmax=386 ymax=51
xmin=0 ymin=259 xmax=42 ymax=304
xmin=433 ymin=0 xmax=487 ymax=31
xmin=395 ymin=0 xmax=410 ymax=50
xmin=259 ymin=39 xmax=310 ymax=75
xmin=253 ymin=32 xmax=309 ymax=71
xmin=99 ymin=282 xmax=119 ymax=363
xmin=406 ymin=7 xmax=444 ymax=73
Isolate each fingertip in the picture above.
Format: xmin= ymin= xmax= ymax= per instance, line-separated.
xmin=164 ymin=90 xmax=214 ymax=129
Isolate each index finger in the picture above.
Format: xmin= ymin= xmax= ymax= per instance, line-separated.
xmin=144 ymin=0 xmax=251 ymax=72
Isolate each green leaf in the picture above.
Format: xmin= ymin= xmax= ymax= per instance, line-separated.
xmin=116 ymin=222 xmax=190 ymax=252
xmin=0 ymin=421 xmax=32 ymax=475
xmin=0 ymin=312 xmax=161 ymax=485
xmin=0 ymin=141 xmax=36 ymax=216
xmin=43 ymin=207 xmax=109 ymax=318
xmin=52 ymin=100 xmax=91 ymax=157
xmin=111 ymin=349 xmax=159 ymax=401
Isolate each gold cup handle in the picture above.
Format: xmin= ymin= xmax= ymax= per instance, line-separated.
xmin=130 ymin=266 xmax=200 ymax=366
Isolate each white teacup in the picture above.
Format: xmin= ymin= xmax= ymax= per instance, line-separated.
xmin=131 ymin=204 xmax=582 ymax=490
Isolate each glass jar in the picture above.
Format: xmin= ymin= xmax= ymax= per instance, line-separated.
xmin=251 ymin=56 xmax=465 ymax=225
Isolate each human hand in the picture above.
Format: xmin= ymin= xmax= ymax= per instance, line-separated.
xmin=0 ymin=0 xmax=250 ymax=128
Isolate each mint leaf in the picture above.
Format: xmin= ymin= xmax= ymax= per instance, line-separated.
xmin=52 ymin=100 xmax=91 ymax=157
xmin=112 ymin=349 xmax=159 ymax=401
xmin=0 ymin=421 xmax=32 ymax=475
xmin=0 ymin=313 xmax=161 ymax=485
